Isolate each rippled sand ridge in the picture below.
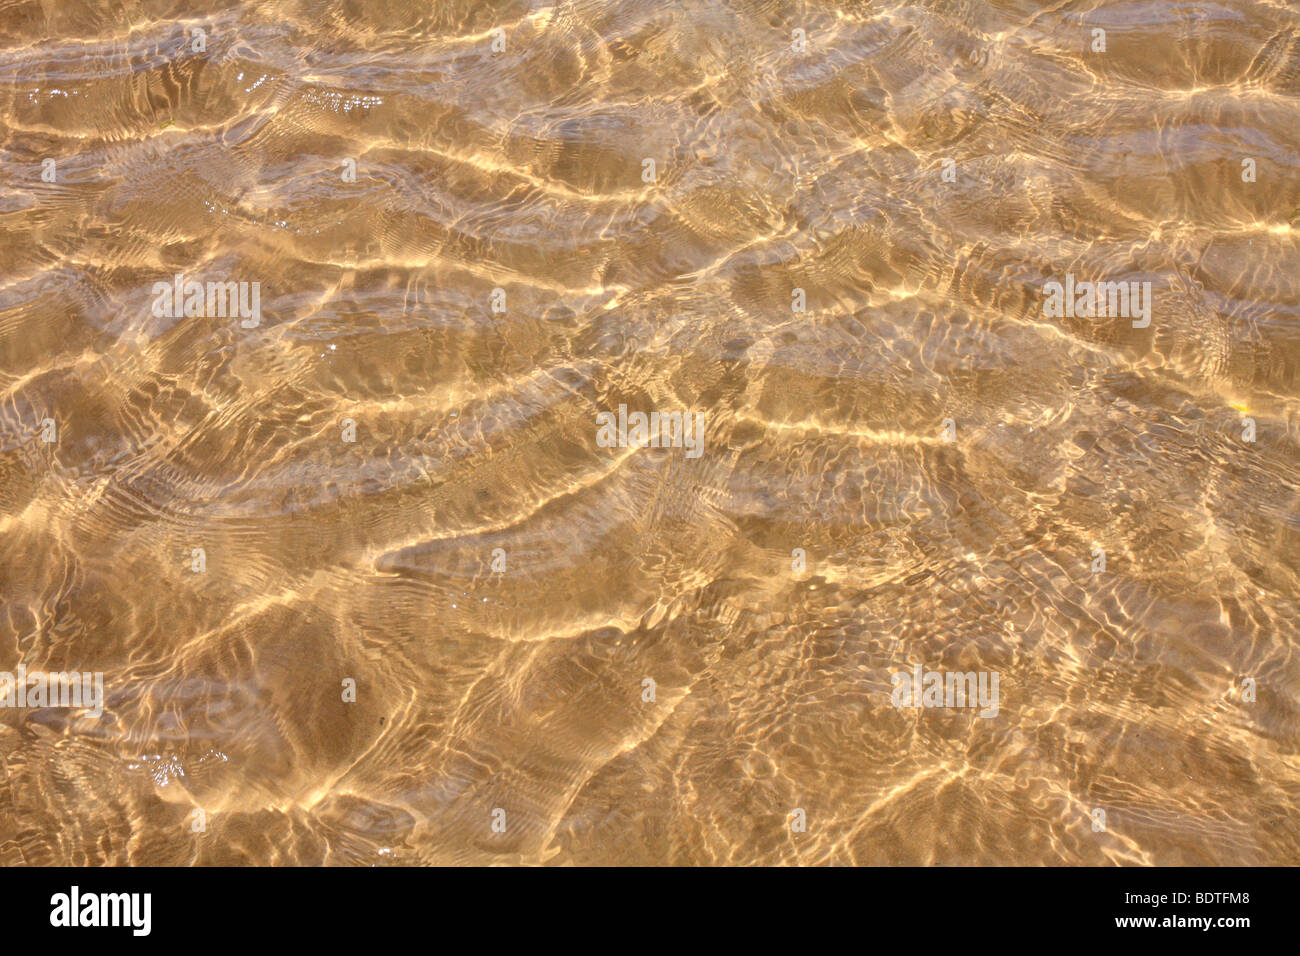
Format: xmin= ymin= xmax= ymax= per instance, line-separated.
xmin=1 ymin=0 xmax=1298 ymax=865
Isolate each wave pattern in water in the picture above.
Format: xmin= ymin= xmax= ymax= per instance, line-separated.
xmin=0 ymin=0 xmax=1298 ymax=865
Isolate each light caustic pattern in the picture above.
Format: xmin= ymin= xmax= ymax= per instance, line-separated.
xmin=0 ymin=0 xmax=1298 ymax=865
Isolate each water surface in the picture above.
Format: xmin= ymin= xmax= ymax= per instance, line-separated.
xmin=1 ymin=0 xmax=1298 ymax=865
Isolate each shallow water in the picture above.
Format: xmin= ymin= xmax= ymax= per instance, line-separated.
xmin=1 ymin=0 xmax=1298 ymax=865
